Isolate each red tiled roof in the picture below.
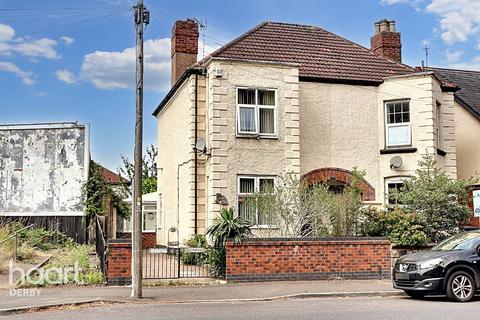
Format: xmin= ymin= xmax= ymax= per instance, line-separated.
xmin=207 ymin=22 xmax=414 ymax=83
xmin=99 ymin=165 xmax=129 ymax=185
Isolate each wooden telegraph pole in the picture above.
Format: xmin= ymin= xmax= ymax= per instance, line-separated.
xmin=132 ymin=0 xmax=149 ymax=299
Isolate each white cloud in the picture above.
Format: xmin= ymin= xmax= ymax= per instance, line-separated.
xmin=55 ymin=69 xmax=77 ymax=84
xmin=444 ymin=49 xmax=463 ymax=63
xmin=380 ymin=0 xmax=424 ymax=10
xmin=0 ymin=24 xmax=15 ymax=42
xmin=60 ymin=36 xmax=74 ymax=46
xmin=0 ymin=23 xmax=59 ymax=59
xmin=448 ymin=56 xmax=480 ymax=70
xmin=79 ymin=38 xmax=171 ymax=91
xmin=0 ymin=61 xmax=35 ymax=85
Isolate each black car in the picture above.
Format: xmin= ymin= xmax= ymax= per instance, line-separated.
xmin=393 ymin=230 xmax=480 ymax=302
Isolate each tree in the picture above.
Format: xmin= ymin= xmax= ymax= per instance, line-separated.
xmin=118 ymin=145 xmax=158 ymax=195
xmin=390 ymin=153 xmax=477 ymax=243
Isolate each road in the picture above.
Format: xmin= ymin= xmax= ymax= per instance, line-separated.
xmin=4 ymin=296 xmax=480 ymax=320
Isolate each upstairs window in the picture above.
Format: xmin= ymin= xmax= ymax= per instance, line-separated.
xmin=237 ymin=88 xmax=276 ymax=136
xmin=385 ymin=100 xmax=411 ymax=147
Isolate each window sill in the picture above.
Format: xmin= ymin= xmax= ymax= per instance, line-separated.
xmin=436 ymin=148 xmax=447 ymax=156
xmin=380 ymin=147 xmax=417 ymax=154
xmin=236 ymin=133 xmax=278 ymax=140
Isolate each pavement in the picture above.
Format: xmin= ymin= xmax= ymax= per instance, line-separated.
xmin=0 ymin=279 xmax=401 ymax=315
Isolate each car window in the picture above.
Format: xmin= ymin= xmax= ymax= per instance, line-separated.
xmin=433 ymin=232 xmax=480 ymax=251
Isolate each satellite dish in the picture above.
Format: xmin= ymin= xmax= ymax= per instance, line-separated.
xmin=390 ymin=156 xmax=403 ymax=169
xmin=195 ymin=138 xmax=206 ymax=153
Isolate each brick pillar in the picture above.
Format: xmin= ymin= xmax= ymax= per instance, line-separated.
xmin=370 ymin=19 xmax=402 ymax=63
xmin=171 ymin=19 xmax=199 ymax=85
xmin=107 ymin=239 xmax=132 ymax=286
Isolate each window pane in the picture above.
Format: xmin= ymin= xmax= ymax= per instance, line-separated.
xmin=258 ymin=90 xmax=275 ymax=106
xmin=387 ymin=124 xmax=410 ymax=145
xmin=394 ymin=113 xmax=402 ymax=123
xmin=238 ymin=89 xmax=255 ymax=105
xmin=387 ymin=103 xmax=394 ymax=114
xmin=402 ymin=102 xmax=409 ymax=113
xmin=239 ymin=178 xmax=255 ymax=194
xmin=394 ymin=103 xmax=401 ymax=113
xmin=143 ymin=211 xmax=156 ymax=231
xmin=259 ymin=178 xmax=274 ymax=193
xmin=259 ymin=108 xmax=275 ymax=134
xmin=238 ymin=197 xmax=256 ymax=224
xmin=402 ymin=112 xmax=410 ymax=123
xmin=388 ymin=113 xmax=395 ymax=124
xmin=239 ymin=107 xmax=256 ymax=132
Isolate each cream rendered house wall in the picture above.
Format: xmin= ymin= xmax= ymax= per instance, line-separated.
xmin=300 ymin=72 xmax=456 ymax=205
xmin=204 ymin=60 xmax=300 ymax=229
xmin=455 ymin=103 xmax=480 ymax=180
xmin=300 ymin=82 xmax=381 ymax=202
xmin=378 ymin=73 xmax=456 ymax=200
xmin=156 ymin=76 xmax=206 ymax=246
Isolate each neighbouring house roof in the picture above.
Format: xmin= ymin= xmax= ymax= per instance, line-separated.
xmin=206 ymin=21 xmax=414 ymax=83
xmin=96 ymin=163 xmax=129 ymax=185
xmin=427 ymin=67 xmax=480 ymax=120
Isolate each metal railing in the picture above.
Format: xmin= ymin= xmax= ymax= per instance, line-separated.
xmin=142 ymin=246 xmax=224 ymax=279
xmin=0 ymin=224 xmax=35 ymax=262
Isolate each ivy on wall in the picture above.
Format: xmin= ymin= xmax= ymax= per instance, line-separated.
xmin=81 ymin=161 xmax=130 ymax=220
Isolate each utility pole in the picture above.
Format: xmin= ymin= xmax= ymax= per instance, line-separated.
xmin=131 ymin=0 xmax=149 ymax=299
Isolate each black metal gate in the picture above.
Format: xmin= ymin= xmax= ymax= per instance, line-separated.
xmin=142 ymin=247 xmax=217 ymax=279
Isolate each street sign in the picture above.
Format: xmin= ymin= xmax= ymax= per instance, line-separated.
xmin=473 ymin=190 xmax=480 ymax=217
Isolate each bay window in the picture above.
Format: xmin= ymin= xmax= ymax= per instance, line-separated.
xmin=237 ymin=88 xmax=276 ymax=136
xmin=385 ymin=100 xmax=411 ymax=147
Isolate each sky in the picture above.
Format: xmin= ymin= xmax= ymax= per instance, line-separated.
xmin=1 ymin=0 xmax=480 ymax=171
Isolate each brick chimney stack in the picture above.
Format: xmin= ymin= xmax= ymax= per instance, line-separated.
xmin=171 ymin=19 xmax=199 ymax=86
xmin=370 ymin=19 xmax=402 ymax=63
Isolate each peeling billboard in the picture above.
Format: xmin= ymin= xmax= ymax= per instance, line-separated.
xmin=0 ymin=122 xmax=90 ymax=216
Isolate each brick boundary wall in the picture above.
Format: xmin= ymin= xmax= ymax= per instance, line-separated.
xmin=226 ymin=238 xmax=391 ymax=282
xmin=107 ymin=239 xmax=132 ymax=286
xmin=116 ymin=232 xmax=157 ymax=249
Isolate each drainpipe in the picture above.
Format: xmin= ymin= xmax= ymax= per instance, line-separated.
xmin=177 ymin=159 xmax=193 ymax=245
xmin=194 ymin=73 xmax=198 ymax=235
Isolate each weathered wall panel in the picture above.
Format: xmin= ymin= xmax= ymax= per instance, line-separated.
xmin=0 ymin=123 xmax=89 ymax=216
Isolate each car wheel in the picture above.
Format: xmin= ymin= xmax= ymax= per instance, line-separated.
xmin=446 ymin=271 xmax=476 ymax=302
xmin=404 ymin=290 xmax=426 ymax=299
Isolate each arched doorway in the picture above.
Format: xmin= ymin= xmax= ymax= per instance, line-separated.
xmin=302 ymin=167 xmax=375 ymax=201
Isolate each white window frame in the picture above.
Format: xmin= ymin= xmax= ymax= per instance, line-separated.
xmin=385 ymin=176 xmax=410 ymax=205
xmin=237 ymin=175 xmax=276 ymax=228
xmin=236 ymin=87 xmax=278 ymax=137
xmin=122 ymin=202 xmax=158 ymax=233
xmin=385 ymin=100 xmax=411 ymax=148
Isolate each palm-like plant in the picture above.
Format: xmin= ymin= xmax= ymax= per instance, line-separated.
xmin=206 ymin=207 xmax=253 ymax=247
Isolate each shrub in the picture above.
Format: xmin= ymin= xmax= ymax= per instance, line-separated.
xmin=206 ymin=208 xmax=253 ymax=247
xmin=361 ymin=208 xmax=427 ymax=246
xmin=249 ymin=170 xmax=365 ymax=238
xmin=389 ymin=153 xmax=477 ymax=243
xmin=181 ymin=234 xmax=209 ymax=265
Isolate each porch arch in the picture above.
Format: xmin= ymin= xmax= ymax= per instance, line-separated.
xmin=302 ymin=167 xmax=375 ymax=201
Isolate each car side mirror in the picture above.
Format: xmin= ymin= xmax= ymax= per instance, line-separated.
xmin=476 ymin=246 xmax=480 ymax=256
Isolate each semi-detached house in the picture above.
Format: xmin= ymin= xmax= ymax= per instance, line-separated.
xmin=153 ymin=19 xmax=480 ymax=246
